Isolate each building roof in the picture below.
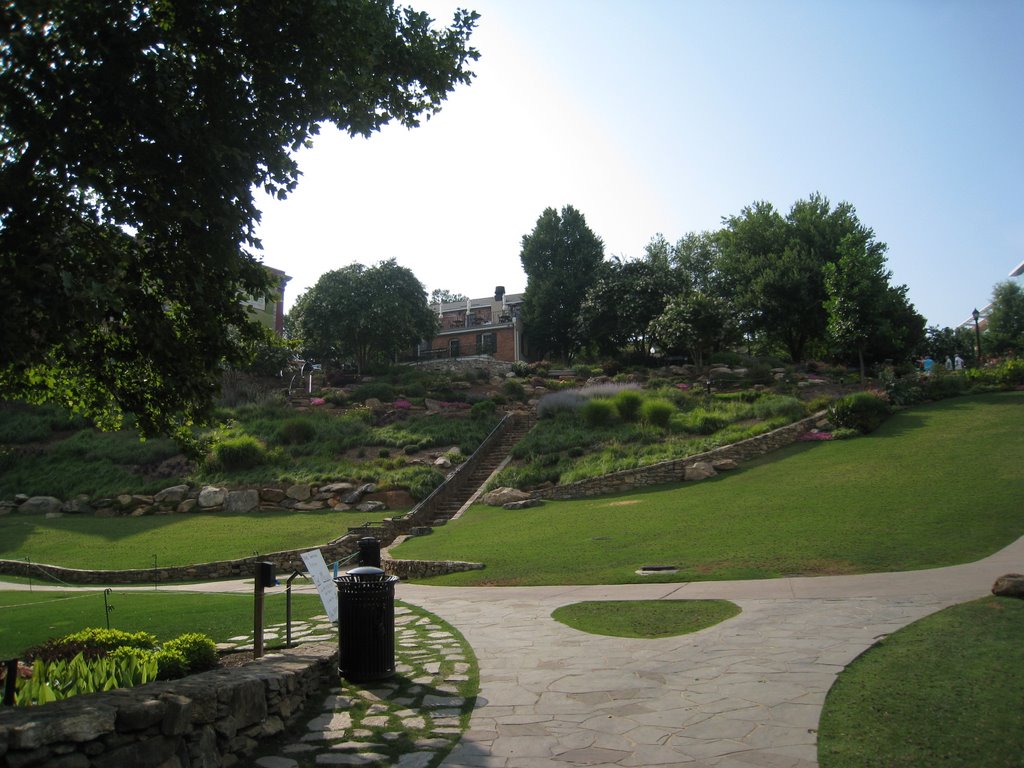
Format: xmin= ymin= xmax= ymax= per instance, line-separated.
xmin=434 ymin=291 xmax=524 ymax=314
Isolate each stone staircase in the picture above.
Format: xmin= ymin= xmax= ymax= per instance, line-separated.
xmin=425 ymin=415 xmax=535 ymax=527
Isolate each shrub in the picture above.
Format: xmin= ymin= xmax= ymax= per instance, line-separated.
xmin=62 ymin=628 xmax=158 ymax=652
xmin=537 ymin=390 xmax=585 ymax=418
xmin=677 ymin=408 xmax=729 ymax=435
xmin=752 ymin=395 xmax=806 ymax=421
xmin=511 ymin=361 xmax=531 ymax=377
xmin=154 ymin=649 xmax=190 ymax=680
xmin=277 ymin=418 xmax=317 ymax=445
xmin=640 ymin=398 xmax=675 ymax=428
xmin=613 ymin=389 xmax=644 ymax=422
xmin=378 ymin=448 xmax=390 ymax=459
xmin=581 ymin=399 xmax=618 ymax=428
xmin=403 ymin=443 xmax=419 ymax=455
xmin=163 ymin=633 xmax=218 ymax=674
xmin=211 ymin=435 xmax=269 ymax=471
xmin=502 ymin=380 xmax=526 ymax=400
xmin=351 ymin=382 xmax=395 ymax=402
xmin=471 ymin=399 xmax=497 ymax=420
xmin=828 ymin=392 xmax=892 ymax=434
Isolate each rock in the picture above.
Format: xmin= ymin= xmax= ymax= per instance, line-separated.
xmin=177 ymin=499 xmax=198 ymax=513
xmin=992 ymin=573 xmax=1024 ymax=598
xmin=13 ymin=493 xmax=29 ymax=504
xmin=319 ymin=482 xmax=355 ymax=494
xmin=225 ymin=489 xmax=260 ymax=514
xmin=260 ymin=488 xmax=286 ymax=503
xmin=154 ymin=485 xmax=190 ymax=504
xmin=711 ymin=459 xmax=739 ymax=471
xmin=424 ymin=398 xmax=443 ymax=412
xmin=342 ymin=483 xmax=376 ymax=505
xmin=293 ymin=500 xmax=327 ymax=511
xmin=94 ymin=506 xmax=121 ymax=518
xmin=364 ymin=397 xmax=383 ymax=409
xmin=328 ymin=501 xmax=352 ymax=511
xmin=481 ymin=487 xmax=531 ymax=507
xmin=503 ymin=499 xmax=542 ymax=510
xmin=61 ymin=495 xmax=93 ymax=514
xmin=285 ymin=484 xmax=312 ymax=501
xmin=116 ymin=494 xmax=135 ymax=509
xmin=197 ymin=486 xmax=227 ymax=509
xmin=0 ymin=502 xmax=15 ymax=516
xmin=684 ymin=462 xmax=717 ymax=481
xmin=709 ymin=367 xmax=733 ymax=377
xmin=355 ymin=500 xmax=387 ymax=513
xmin=433 ymin=456 xmax=451 ymax=468
xmin=18 ymin=496 xmax=62 ymax=515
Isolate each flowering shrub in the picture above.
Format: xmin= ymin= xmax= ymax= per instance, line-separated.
xmin=393 ymin=399 xmax=412 ymax=410
xmin=799 ymin=430 xmax=833 ymax=441
xmin=309 ymin=397 xmax=326 ymax=406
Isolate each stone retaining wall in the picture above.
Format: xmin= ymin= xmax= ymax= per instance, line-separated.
xmin=382 ymin=556 xmax=484 ymax=581
xmin=0 ymin=642 xmax=337 ymax=768
xmin=534 ymin=414 xmax=823 ymax=500
xmin=0 ymin=537 xmax=369 ymax=586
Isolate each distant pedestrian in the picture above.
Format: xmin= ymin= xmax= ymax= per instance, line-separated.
xmin=954 ymin=354 xmax=964 ymax=370
xmin=923 ymin=355 xmax=934 ymax=374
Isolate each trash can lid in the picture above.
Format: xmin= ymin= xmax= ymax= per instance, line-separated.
xmin=347 ymin=566 xmax=385 ymax=577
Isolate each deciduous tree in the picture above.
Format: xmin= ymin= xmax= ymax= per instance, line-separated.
xmin=0 ymin=0 xmax=478 ymax=451
xmin=294 ymin=260 xmax=438 ymax=373
xmin=519 ymin=206 xmax=604 ymax=362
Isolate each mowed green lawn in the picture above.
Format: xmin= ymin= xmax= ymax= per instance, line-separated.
xmin=392 ymin=393 xmax=1024 ymax=585
xmin=0 ymin=589 xmax=330 ymax=658
xmin=0 ymin=509 xmax=393 ymax=571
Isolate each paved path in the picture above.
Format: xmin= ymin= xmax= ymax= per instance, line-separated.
xmin=393 ymin=535 xmax=1024 ymax=768
xmin=3 ymin=537 xmax=1021 ymax=767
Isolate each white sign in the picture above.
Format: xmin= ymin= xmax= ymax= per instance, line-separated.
xmin=300 ymin=549 xmax=338 ymax=623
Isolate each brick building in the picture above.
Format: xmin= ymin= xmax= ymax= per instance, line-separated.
xmin=418 ymin=287 xmax=526 ymax=362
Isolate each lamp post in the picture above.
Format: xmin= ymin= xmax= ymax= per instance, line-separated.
xmin=972 ymin=308 xmax=982 ymax=365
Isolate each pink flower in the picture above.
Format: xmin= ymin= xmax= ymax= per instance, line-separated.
xmin=676 ymin=383 xmax=690 ymax=390
xmin=798 ymin=430 xmax=833 ymax=441
xmin=394 ymin=399 xmax=412 ymax=409
xmin=310 ymin=397 xmax=326 ymax=406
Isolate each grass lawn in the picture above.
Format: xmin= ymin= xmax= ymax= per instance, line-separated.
xmin=392 ymin=393 xmax=1024 ymax=585
xmin=551 ymin=600 xmax=741 ymax=638
xmin=818 ymin=596 xmax=1024 ymax=768
xmin=0 ymin=589 xmax=331 ymax=658
xmin=0 ymin=509 xmax=394 ymax=570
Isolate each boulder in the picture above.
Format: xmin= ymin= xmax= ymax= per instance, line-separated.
xmin=433 ymin=456 xmax=451 ymax=469
xmin=197 ymin=486 xmax=227 ymax=509
xmin=0 ymin=502 xmax=15 ymax=516
xmin=992 ymin=573 xmax=1024 ymax=598
xmin=319 ymin=482 xmax=355 ymax=494
xmin=684 ymin=462 xmax=717 ymax=482
xmin=294 ymin=500 xmax=327 ymax=511
xmin=154 ymin=484 xmax=190 ymax=504
xmin=61 ymin=495 xmax=93 ymax=514
xmin=225 ymin=489 xmax=260 ymax=514
xmin=329 ymin=501 xmax=352 ymax=511
xmin=260 ymin=488 xmax=287 ymax=504
xmin=286 ymin=484 xmax=312 ymax=501
xmin=355 ymin=500 xmax=387 ymax=513
xmin=177 ymin=499 xmax=198 ymax=514
xmin=481 ymin=487 xmax=531 ymax=507
xmin=364 ymin=397 xmax=384 ymax=409
xmin=711 ymin=459 xmax=739 ymax=471
xmin=503 ymin=499 xmax=543 ymax=510
xmin=18 ymin=496 xmax=62 ymax=515
xmin=342 ymin=483 xmax=376 ymax=505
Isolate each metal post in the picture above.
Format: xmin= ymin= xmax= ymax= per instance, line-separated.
xmin=285 ymin=570 xmax=302 ymax=647
xmin=103 ymin=589 xmax=113 ymax=629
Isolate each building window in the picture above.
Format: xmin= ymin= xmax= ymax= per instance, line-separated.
xmin=477 ymin=333 xmax=496 ymax=354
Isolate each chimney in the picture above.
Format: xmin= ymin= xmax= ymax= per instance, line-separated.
xmin=494 ymin=286 xmax=505 ymax=301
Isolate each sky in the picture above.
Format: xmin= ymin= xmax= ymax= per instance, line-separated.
xmin=254 ymin=0 xmax=1024 ymax=330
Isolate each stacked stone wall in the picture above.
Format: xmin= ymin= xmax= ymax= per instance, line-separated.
xmin=0 ymin=642 xmax=337 ymax=768
xmin=534 ymin=414 xmax=823 ymax=500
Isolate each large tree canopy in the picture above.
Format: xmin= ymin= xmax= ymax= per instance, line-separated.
xmin=519 ymin=205 xmax=604 ymax=362
xmin=716 ymin=193 xmax=922 ymax=363
xmin=0 ymin=0 xmax=478 ymax=450
xmin=292 ymin=259 xmax=438 ymax=374
xmin=984 ymin=281 xmax=1024 ymax=357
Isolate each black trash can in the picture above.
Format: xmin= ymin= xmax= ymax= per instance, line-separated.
xmin=335 ymin=566 xmax=400 ymax=682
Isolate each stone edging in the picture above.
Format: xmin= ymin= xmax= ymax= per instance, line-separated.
xmin=0 ymin=641 xmax=337 ymax=768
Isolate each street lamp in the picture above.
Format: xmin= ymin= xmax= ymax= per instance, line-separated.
xmin=972 ymin=308 xmax=982 ymax=365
